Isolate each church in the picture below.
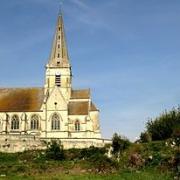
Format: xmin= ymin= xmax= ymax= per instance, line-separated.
xmin=0 ymin=13 xmax=110 ymax=151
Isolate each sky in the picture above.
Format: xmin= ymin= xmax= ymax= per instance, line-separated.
xmin=0 ymin=0 xmax=180 ymax=141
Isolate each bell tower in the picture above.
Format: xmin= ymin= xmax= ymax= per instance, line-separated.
xmin=44 ymin=14 xmax=72 ymax=101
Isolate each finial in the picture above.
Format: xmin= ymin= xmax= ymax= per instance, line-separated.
xmin=58 ymin=0 xmax=64 ymax=16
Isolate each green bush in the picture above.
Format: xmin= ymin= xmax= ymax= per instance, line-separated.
xmin=112 ymin=133 xmax=131 ymax=156
xmin=175 ymin=152 xmax=180 ymax=176
xmin=0 ymin=153 xmax=18 ymax=163
xmin=145 ymin=107 xmax=180 ymax=141
xmin=64 ymin=146 xmax=107 ymax=161
xmin=172 ymin=126 xmax=180 ymax=147
xmin=79 ymin=146 xmax=107 ymax=159
xmin=140 ymin=132 xmax=152 ymax=143
xmin=64 ymin=146 xmax=117 ymax=172
xmin=64 ymin=148 xmax=81 ymax=160
xmin=80 ymin=146 xmax=118 ymax=172
xmin=15 ymin=165 xmax=27 ymax=173
xmin=89 ymin=154 xmax=118 ymax=172
xmin=45 ymin=140 xmax=65 ymax=161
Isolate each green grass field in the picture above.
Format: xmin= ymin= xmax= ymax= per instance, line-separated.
xmin=2 ymin=169 xmax=172 ymax=180
xmin=0 ymin=142 xmax=177 ymax=180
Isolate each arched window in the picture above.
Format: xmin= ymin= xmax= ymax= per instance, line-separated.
xmin=51 ymin=113 xmax=60 ymax=130
xmin=75 ymin=120 xmax=80 ymax=131
xmin=31 ymin=115 xmax=39 ymax=130
xmin=11 ymin=115 xmax=19 ymax=130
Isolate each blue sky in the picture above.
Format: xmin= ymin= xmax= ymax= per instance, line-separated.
xmin=0 ymin=0 xmax=180 ymax=140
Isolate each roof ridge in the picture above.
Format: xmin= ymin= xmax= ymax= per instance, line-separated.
xmin=72 ymin=89 xmax=90 ymax=91
xmin=0 ymin=87 xmax=44 ymax=90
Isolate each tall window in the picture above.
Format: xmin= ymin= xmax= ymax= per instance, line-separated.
xmin=51 ymin=113 xmax=60 ymax=130
xmin=31 ymin=115 xmax=39 ymax=130
xmin=55 ymin=74 xmax=61 ymax=87
xmin=11 ymin=115 xmax=19 ymax=130
xmin=75 ymin=120 xmax=80 ymax=131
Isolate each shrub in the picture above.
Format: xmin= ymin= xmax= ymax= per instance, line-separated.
xmin=140 ymin=132 xmax=152 ymax=143
xmin=64 ymin=146 xmax=117 ymax=173
xmin=15 ymin=165 xmax=27 ymax=173
xmin=64 ymin=148 xmax=81 ymax=160
xmin=174 ymin=151 xmax=180 ymax=175
xmin=79 ymin=146 xmax=107 ymax=160
xmin=172 ymin=126 xmax=180 ymax=147
xmin=0 ymin=153 xmax=18 ymax=163
xmin=129 ymin=153 xmax=145 ymax=168
xmin=45 ymin=140 xmax=64 ymax=161
xmin=145 ymin=107 xmax=180 ymax=141
xmin=80 ymin=146 xmax=117 ymax=172
xmin=112 ymin=133 xmax=131 ymax=156
xmin=90 ymin=154 xmax=118 ymax=173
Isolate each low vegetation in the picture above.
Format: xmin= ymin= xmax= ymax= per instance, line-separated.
xmin=0 ymin=140 xmax=176 ymax=179
xmin=0 ymin=107 xmax=179 ymax=179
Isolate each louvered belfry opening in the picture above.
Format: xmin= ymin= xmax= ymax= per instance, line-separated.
xmin=55 ymin=74 xmax=61 ymax=87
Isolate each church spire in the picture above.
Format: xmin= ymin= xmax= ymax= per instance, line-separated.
xmin=48 ymin=14 xmax=70 ymax=68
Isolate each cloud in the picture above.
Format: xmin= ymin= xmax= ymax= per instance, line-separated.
xmin=70 ymin=0 xmax=89 ymax=10
xmin=66 ymin=0 xmax=114 ymax=31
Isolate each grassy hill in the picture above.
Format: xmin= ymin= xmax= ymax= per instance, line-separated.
xmin=0 ymin=141 xmax=177 ymax=179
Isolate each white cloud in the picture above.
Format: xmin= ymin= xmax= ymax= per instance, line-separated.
xmin=65 ymin=0 xmax=114 ymax=31
xmin=70 ymin=0 xmax=89 ymax=10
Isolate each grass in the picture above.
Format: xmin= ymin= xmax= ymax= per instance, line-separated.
xmin=0 ymin=142 xmax=176 ymax=180
xmin=2 ymin=169 xmax=172 ymax=180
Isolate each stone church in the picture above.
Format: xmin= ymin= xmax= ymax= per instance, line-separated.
xmin=0 ymin=13 xmax=110 ymax=151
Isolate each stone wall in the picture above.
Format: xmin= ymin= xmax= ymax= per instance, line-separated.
xmin=0 ymin=135 xmax=46 ymax=153
xmin=41 ymin=138 xmax=112 ymax=149
xmin=0 ymin=135 xmax=111 ymax=153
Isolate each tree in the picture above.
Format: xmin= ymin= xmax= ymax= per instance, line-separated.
xmin=145 ymin=107 xmax=180 ymax=141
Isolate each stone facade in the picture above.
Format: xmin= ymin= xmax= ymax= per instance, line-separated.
xmin=0 ymin=14 xmax=110 ymax=151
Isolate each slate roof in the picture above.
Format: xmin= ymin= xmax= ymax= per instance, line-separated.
xmin=0 ymin=88 xmax=44 ymax=112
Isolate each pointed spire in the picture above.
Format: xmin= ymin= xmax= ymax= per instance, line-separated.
xmin=48 ymin=14 xmax=70 ymax=68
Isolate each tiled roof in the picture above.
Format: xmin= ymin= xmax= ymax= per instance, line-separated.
xmin=71 ymin=89 xmax=90 ymax=99
xmin=68 ymin=101 xmax=89 ymax=115
xmin=0 ymin=88 xmax=44 ymax=112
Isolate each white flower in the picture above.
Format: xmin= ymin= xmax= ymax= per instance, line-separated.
xmin=149 ymin=155 xmax=153 ymax=160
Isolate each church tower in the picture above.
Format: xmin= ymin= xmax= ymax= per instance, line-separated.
xmin=44 ymin=14 xmax=72 ymax=101
xmin=42 ymin=12 xmax=102 ymax=142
